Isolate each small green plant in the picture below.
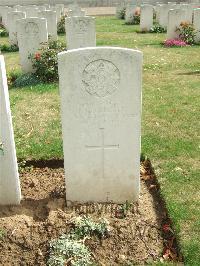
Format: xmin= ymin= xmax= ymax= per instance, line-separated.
xmin=7 ymin=69 xmax=21 ymax=87
xmin=29 ymin=40 xmax=66 ymax=83
xmin=48 ymin=235 xmax=93 ymax=266
xmin=116 ymin=7 xmax=126 ymax=20
xmin=125 ymin=10 xmax=140 ymax=25
xmin=0 ymin=44 xmax=19 ymax=52
xmin=73 ymin=216 xmax=109 ymax=239
xmin=48 ymin=216 xmax=109 ymax=265
xmin=0 ymin=228 xmax=6 ymax=240
xmin=150 ymin=24 xmax=166 ymax=33
xmin=176 ymin=21 xmax=196 ymax=45
xmin=13 ymin=73 xmax=41 ymax=88
xmin=0 ymin=142 xmax=4 ymax=156
xmin=57 ymin=15 xmax=66 ymax=34
xmin=0 ymin=23 xmax=8 ymax=37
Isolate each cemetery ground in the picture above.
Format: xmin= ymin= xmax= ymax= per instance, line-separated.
xmin=0 ymin=16 xmax=199 ymax=265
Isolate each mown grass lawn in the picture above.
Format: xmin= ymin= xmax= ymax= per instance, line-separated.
xmin=1 ymin=16 xmax=200 ymax=265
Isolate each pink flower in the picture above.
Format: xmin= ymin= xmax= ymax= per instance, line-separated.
xmin=163 ymin=39 xmax=187 ymax=47
xmin=35 ymin=53 xmax=41 ymax=60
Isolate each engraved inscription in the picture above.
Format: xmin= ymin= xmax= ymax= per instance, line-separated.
xmin=75 ymin=19 xmax=88 ymax=33
xmin=82 ymin=59 xmax=120 ymax=98
xmin=85 ymin=128 xmax=119 ymax=178
xmin=25 ymin=22 xmax=39 ymax=36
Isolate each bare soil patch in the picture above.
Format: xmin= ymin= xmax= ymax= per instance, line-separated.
xmin=0 ymin=161 xmax=181 ymax=265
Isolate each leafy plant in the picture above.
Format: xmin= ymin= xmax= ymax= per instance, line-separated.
xmin=29 ymin=40 xmax=66 ymax=83
xmin=48 ymin=235 xmax=93 ymax=266
xmin=116 ymin=7 xmax=126 ymax=20
xmin=0 ymin=44 xmax=19 ymax=52
xmin=0 ymin=23 xmax=8 ymax=37
xmin=73 ymin=216 xmax=109 ymax=239
xmin=57 ymin=15 xmax=66 ymax=34
xmin=125 ymin=10 xmax=140 ymax=25
xmin=176 ymin=21 xmax=196 ymax=45
xmin=150 ymin=24 xmax=166 ymax=33
xmin=48 ymin=216 xmax=109 ymax=265
xmin=13 ymin=73 xmax=41 ymax=88
xmin=0 ymin=142 xmax=4 ymax=156
xmin=0 ymin=228 xmax=6 ymax=240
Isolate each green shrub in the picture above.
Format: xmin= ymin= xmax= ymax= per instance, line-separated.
xmin=0 ymin=23 xmax=8 ymax=37
xmin=57 ymin=15 xmax=66 ymax=34
xmin=7 ymin=69 xmax=21 ymax=87
xmin=150 ymin=24 xmax=166 ymax=33
xmin=48 ymin=235 xmax=93 ymax=266
xmin=116 ymin=7 xmax=126 ymax=20
xmin=0 ymin=44 xmax=19 ymax=52
xmin=176 ymin=21 xmax=196 ymax=45
xmin=48 ymin=216 xmax=109 ymax=266
xmin=29 ymin=40 xmax=66 ymax=83
xmin=13 ymin=73 xmax=41 ymax=88
xmin=73 ymin=216 xmax=109 ymax=239
xmin=125 ymin=10 xmax=140 ymax=25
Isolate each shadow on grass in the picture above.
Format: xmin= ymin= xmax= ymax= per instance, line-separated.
xmin=142 ymin=158 xmax=184 ymax=263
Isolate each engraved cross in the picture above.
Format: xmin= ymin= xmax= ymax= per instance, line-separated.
xmin=85 ymin=128 xmax=119 ymax=178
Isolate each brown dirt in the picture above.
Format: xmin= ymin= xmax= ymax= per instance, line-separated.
xmin=0 ymin=161 xmax=181 ymax=265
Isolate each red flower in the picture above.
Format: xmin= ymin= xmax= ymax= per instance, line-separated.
xmin=35 ymin=53 xmax=41 ymax=60
xmin=162 ymin=224 xmax=170 ymax=232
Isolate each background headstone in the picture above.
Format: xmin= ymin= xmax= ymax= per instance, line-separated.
xmin=167 ymin=9 xmax=186 ymax=39
xmin=7 ymin=11 xmax=26 ymax=45
xmin=65 ymin=16 xmax=96 ymax=49
xmin=17 ymin=18 xmax=48 ymax=73
xmin=38 ymin=10 xmax=57 ymax=41
xmin=140 ymin=4 xmax=154 ymax=31
xmin=0 ymin=55 xmax=21 ymax=205
xmin=58 ymin=47 xmax=142 ymax=203
xmin=193 ymin=8 xmax=200 ymax=43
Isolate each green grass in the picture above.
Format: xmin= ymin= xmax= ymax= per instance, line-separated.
xmin=2 ymin=16 xmax=200 ymax=265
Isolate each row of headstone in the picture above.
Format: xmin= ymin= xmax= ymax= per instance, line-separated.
xmin=116 ymin=2 xmax=200 ymax=42
xmin=0 ymin=3 xmax=142 ymax=206
xmin=0 ymin=46 xmax=142 ymax=205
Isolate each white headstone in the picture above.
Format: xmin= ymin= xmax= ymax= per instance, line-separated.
xmin=0 ymin=55 xmax=21 ymax=205
xmin=180 ymin=4 xmax=193 ymax=23
xmin=167 ymin=9 xmax=186 ymax=39
xmin=58 ymin=47 xmax=142 ymax=203
xmin=38 ymin=10 xmax=57 ymax=41
xmin=65 ymin=16 xmax=96 ymax=50
xmin=158 ymin=4 xmax=169 ymax=28
xmin=7 ymin=11 xmax=26 ymax=45
xmin=1 ymin=6 xmax=12 ymax=30
xmin=24 ymin=7 xmax=39 ymax=17
xmin=193 ymin=8 xmax=200 ymax=43
xmin=17 ymin=18 xmax=48 ymax=73
xmin=140 ymin=5 xmax=154 ymax=31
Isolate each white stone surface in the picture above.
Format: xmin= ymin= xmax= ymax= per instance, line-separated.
xmin=7 ymin=11 xmax=26 ymax=45
xmin=38 ymin=10 xmax=57 ymax=40
xmin=193 ymin=8 xmax=200 ymax=43
xmin=24 ymin=7 xmax=39 ymax=17
xmin=180 ymin=4 xmax=193 ymax=23
xmin=0 ymin=55 xmax=21 ymax=205
xmin=17 ymin=18 xmax=48 ymax=73
xmin=65 ymin=16 xmax=96 ymax=49
xmin=1 ymin=6 xmax=13 ymax=29
xmin=68 ymin=8 xmax=86 ymax=17
xmin=58 ymin=47 xmax=142 ymax=203
xmin=140 ymin=4 xmax=154 ymax=31
xmin=167 ymin=9 xmax=186 ymax=39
